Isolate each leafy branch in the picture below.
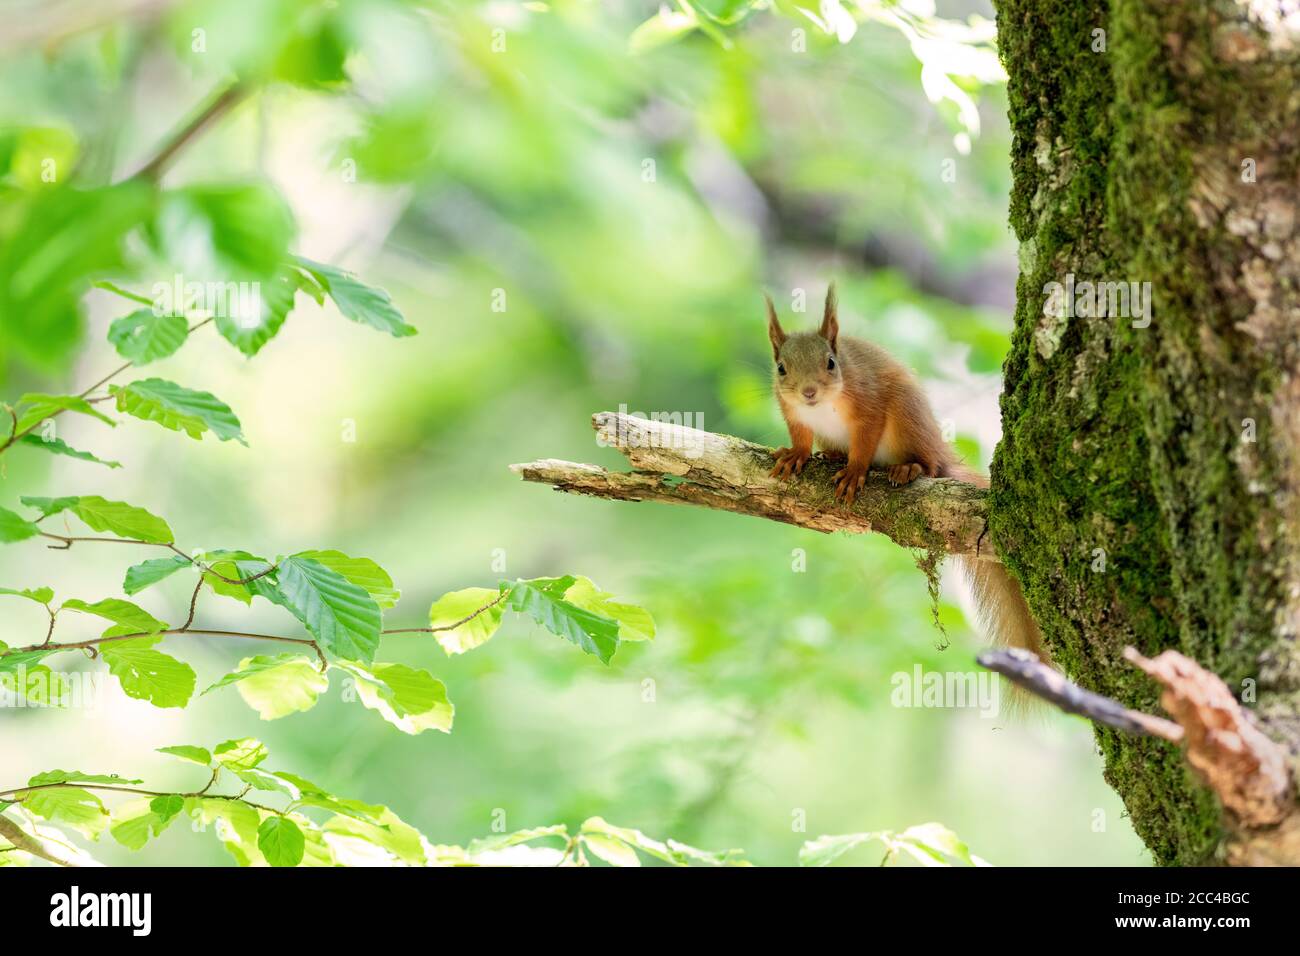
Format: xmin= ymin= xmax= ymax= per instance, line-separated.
xmin=0 ymin=736 xmax=747 ymax=868
xmin=0 ymin=735 xmax=988 ymax=868
xmin=2 ymin=247 xmax=651 ymax=735
xmin=1 ymin=499 xmax=654 ymax=728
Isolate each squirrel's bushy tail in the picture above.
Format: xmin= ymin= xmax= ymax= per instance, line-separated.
xmin=944 ymin=464 xmax=1052 ymax=691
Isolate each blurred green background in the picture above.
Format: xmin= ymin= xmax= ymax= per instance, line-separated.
xmin=0 ymin=0 xmax=1148 ymax=864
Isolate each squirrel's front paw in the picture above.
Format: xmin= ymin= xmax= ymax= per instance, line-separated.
xmin=770 ymin=446 xmax=810 ymax=479
xmin=833 ymin=463 xmax=868 ymax=505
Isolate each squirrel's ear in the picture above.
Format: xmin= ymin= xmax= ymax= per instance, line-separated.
xmin=819 ymin=282 xmax=839 ymax=352
xmin=765 ymin=293 xmax=786 ymax=360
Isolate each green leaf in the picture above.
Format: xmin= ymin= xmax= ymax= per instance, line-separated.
xmin=0 ymin=644 xmax=56 ymax=676
xmin=580 ymin=817 xmax=743 ymax=866
xmin=335 ymin=660 xmax=453 ymax=735
xmin=268 ymin=556 xmax=382 ymax=662
xmin=322 ymin=807 xmax=426 ymax=865
xmin=0 ymin=585 xmax=53 ymax=605
xmin=257 ymin=816 xmax=305 ymax=867
xmin=563 ymin=576 xmax=655 ymax=642
xmin=16 ymin=434 xmax=121 ymax=468
xmin=110 ymin=798 xmax=173 ymax=851
xmin=101 ymin=637 xmax=194 ymax=708
xmin=107 ymin=309 xmax=188 ymax=364
xmin=21 ymin=494 xmax=174 ymax=543
xmin=27 ymin=770 xmax=142 ymax=787
xmin=466 ymin=824 xmax=569 ymax=856
xmin=506 ymin=580 xmax=621 ymax=664
xmin=295 ymin=550 xmax=400 ymax=610
xmin=213 ymin=737 xmax=269 ymax=771
xmin=1 ymin=662 xmax=69 ymax=706
xmin=295 ymin=257 xmax=417 ymax=337
xmin=204 ymin=653 xmax=328 ymax=720
xmin=185 ymin=796 xmax=263 ymax=866
xmin=21 ymin=788 xmax=108 ymax=838
xmin=628 ymin=6 xmax=699 ymax=54
xmin=0 ymin=182 xmax=153 ymax=369
xmin=582 ymin=833 xmax=641 ymax=867
xmin=110 ymin=378 xmax=245 ymax=445
xmin=123 ymin=556 xmax=191 ymax=595
xmin=150 ymin=794 xmax=184 ymax=826
xmin=156 ymin=745 xmax=212 ymax=766
xmin=199 ymin=551 xmax=268 ymax=605
xmin=272 ymin=773 xmax=386 ymax=824
xmin=213 ymin=268 xmax=297 ymax=357
xmin=13 ymin=393 xmax=116 ymax=435
xmin=429 ymin=586 xmax=504 ymax=655
xmin=225 ymin=767 xmax=297 ymax=799
xmin=0 ymin=506 xmax=40 ymax=543
xmin=896 ymin=823 xmax=981 ymax=867
xmin=798 ymin=832 xmax=882 ymax=867
xmin=155 ymin=184 xmax=295 ymax=287
xmin=62 ymin=598 xmax=168 ymax=636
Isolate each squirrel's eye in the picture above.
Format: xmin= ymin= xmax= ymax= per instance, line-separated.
xmin=777 ymin=363 xmax=786 ymax=376
xmin=827 ymin=356 xmax=836 ymax=371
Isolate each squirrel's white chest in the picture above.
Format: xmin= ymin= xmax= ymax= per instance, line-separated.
xmin=789 ymin=401 xmax=901 ymax=464
xmin=790 ymin=401 xmax=852 ymax=451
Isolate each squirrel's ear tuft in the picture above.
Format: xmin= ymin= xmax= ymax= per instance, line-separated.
xmin=765 ymin=293 xmax=786 ymax=360
xmin=819 ymin=282 xmax=839 ymax=352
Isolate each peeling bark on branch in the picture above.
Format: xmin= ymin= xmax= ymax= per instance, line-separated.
xmin=984 ymin=646 xmax=1300 ymax=863
xmin=511 ymin=412 xmax=995 ymax=559
xmin=1125 ymin=648 xmax=1295 ymax=829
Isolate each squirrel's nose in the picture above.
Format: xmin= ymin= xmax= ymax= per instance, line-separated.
xmin=801 ymin=386 xmax=817 ymax=400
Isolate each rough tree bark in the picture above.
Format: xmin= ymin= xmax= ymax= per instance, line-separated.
xmin=991 ymin=0 xmax=1300 ymax=863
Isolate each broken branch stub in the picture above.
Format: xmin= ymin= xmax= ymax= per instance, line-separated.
xmin=1125 ymin=647 xmax=1293 ymax=827
xmin=510 ymin=412 xmax=995 ymax=558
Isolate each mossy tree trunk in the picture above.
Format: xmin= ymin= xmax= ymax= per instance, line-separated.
xmin=991 ymin=0 xmax=1300 ymax=863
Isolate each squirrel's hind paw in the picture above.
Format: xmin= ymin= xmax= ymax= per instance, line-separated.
xmin=887 ymin=462 xmax=924 ymax=486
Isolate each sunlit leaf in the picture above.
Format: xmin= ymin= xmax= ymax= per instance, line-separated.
xmin=204 ymin=653 xmax=328 ymax=720
xmin=110 ymin=378 xmax=245 ymax=445
xmin=16 ymin=435 xmax=120 ymax=468
xmin=20 ymin=495 xmax=173 ymax=543
xmin=295 ymin=257 xmax=417 ymax=338
xmin=429 ymin=586 xmax=504 ymax=655
xmin=101 ymin=637 xmax=194 ymax=708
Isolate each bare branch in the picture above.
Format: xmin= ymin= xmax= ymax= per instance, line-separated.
xmin=978 ymin=649 xmax=1185 ymax=740
xmin=0 ymin=814 xmax=98 ymax=868
xmin=511 ymin=412 xmax=994 ymax=558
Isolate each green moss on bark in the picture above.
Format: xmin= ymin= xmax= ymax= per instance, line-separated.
xmin=990 ymin=0 xmax=1299 ymax=863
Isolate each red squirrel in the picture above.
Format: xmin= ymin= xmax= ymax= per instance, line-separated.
xmin=766 ymin=284 xmax=1050 ymax=665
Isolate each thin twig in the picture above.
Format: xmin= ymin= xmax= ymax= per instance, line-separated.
xmin=129 ymin=81 xmax=247 ymax=181
xmin=384 ymin=591 xmax=509 ymax=634
xmin=977 ymin=648 xmax=1184 ymax=740
xmin=2 ymin=316 xmax=219 ymax=456
xmin=0 ymin=782 xmax=284 ymax=818
xmin=180 ymin=580 xmax=202 ymax=631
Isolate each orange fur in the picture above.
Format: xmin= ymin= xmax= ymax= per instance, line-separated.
xmin=767 ymin=285 xmax=1051 ymax=677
